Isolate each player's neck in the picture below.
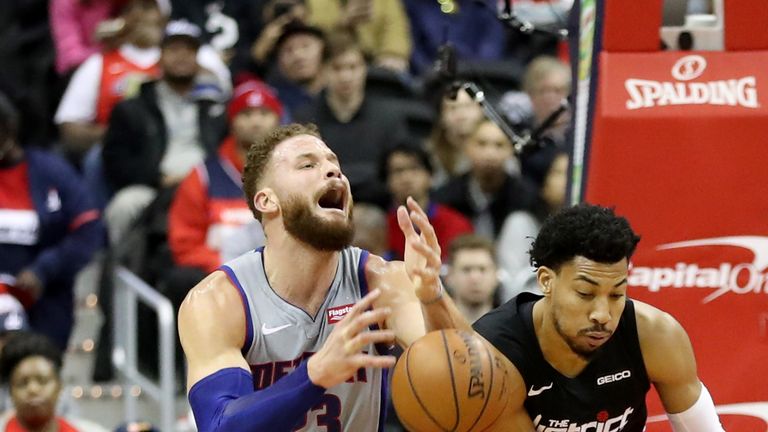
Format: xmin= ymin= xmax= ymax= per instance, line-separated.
xmin=262 ymin=236 xmax=339 ymax=315
xmin=532 ymin=301 xmax=591 ymax=378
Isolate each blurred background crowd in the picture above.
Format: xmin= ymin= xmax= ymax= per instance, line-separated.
xmin=0 ymin=0 xmax=640 ymax=429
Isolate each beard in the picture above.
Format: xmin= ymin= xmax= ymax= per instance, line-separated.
xmin=282 ymin=193 xmax=354 ymax=251
xmin=164 ymin=72 xmax=196 ymax=88
xmin=552 ymin=306 xmax=611 ymax=361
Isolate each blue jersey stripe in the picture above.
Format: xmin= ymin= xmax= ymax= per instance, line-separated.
xmin=219 ymin=265 xmax=255 ymax=357
xmin=378 ymin=367 xmax=389 ymax=432
xmin=357 ymin=249 xmax=370 ymax=296
xmin=357 ymin=249 xmax=393 ymax=430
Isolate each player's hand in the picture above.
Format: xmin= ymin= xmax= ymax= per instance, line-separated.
xmin=397 ymin=196 xmax=443 ymax=304
xmin=307 ymin=289 xmax=396 ymax=389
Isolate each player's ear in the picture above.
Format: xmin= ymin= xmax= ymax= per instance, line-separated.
xmin=537 ymin=267 xmax=556 ymax=296
xmin=254 ymin=188 xmax=278 ymax=216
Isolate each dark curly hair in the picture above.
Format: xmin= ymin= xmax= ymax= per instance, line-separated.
xmin=529 ymin=204 xmax=641 ymax=271
xmin=0 ymin=331 xmax=62 ymax=384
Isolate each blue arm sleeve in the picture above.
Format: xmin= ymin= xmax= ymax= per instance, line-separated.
xmin=188 ymin=361 xmax=326 ymax=432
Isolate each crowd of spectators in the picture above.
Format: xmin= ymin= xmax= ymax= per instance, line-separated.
xmin=0 ymin=0 xmax=573 ymax=428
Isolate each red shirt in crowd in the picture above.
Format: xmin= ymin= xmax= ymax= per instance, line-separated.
xmin=387 ymin=202 xmax=474 ymax=260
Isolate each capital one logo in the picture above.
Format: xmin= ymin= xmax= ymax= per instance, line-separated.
xmin=624 ymin=54 xmax=759 ymax=110
xmin=671 ymin=55 xmax=707 ymax=81
xmin=629 ymin=236 xmax=768 ymax=303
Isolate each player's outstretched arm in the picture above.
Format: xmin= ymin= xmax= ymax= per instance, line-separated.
xmin=365 ymin=196 xmax=473 ymax=347
xmin=635 ymin=301 xmax=725 ymax=432
xmin=179 ymin=273 xmax=395 ymax=432
xmin=397 ymin=196 xmax=474 ymax=333
xmin=482 ymin=354 xmax=534 ymax=431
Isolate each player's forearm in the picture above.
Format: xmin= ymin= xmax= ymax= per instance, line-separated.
xmin=387 ymin=298 xmax=427 ymax=347
xmin=421 ymin=288 xmax=474 ymax=334
xmin=666 ymin=383 xmax=724 ymax=432
xmin=188 ymin=363 xmax=325 ymax=431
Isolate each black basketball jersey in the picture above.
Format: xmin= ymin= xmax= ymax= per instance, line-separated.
xmin=473 ymin=293 xmax=651 ymax=432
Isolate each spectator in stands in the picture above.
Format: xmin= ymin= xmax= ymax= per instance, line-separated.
xmin=427 ymin=87 xmax=485 ymax=187
xmin=403 ymin=0 xmax=507 ymax=75
xmin=55 ymin=0 xmax=230 ymax=160
xmin=433 ymin=118 xmax=538 ymax=238
xmin=497 ymin=145 xmax=568 ymax=299
xmin=523 ymin=56 xmax=571 ymax=145
xmin=501 ymin=56 xmax=571 ymax=147
xmin=306 ymin=0 xmax=412 ymax=72
xmin=249 ymin=0 xmax=308 ymax=68
xmin=166 ymin=79 xmax=281 ymax=298
xmin=0 ymin=94 xmax=104 ymax=350
xmin=444 ymin=234 xmax=500 ymax=323
xmin=55 ymin=0 xmax=165 ymax=158
xmin=265 ymin=20 xmax=326 ymax=117
xmin=295 ymin=30 xmax=409 ymax=205
xmin=102 ymin=20 xmax=228 ymax=247
xmin=351 ymin=204 xmax=393 ymax=260
xmin=0 ymin=331 xmax=108 ymax=432
xmin=381 ymin=144 xmax=473 ymax=261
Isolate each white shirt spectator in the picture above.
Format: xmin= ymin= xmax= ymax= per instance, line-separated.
xmin=496 ymin=210 xmax=541 ymax=301
xmin=55 ymin=44 xmax=231 ymax=125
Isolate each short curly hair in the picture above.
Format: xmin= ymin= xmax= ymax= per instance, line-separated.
xmin=242 ymin=123 xmax=322 ymax=222
xmin=0 ymin=331 xmax=62 ymax=384
xmin=529 ymin=204 xmax=640 ymax=271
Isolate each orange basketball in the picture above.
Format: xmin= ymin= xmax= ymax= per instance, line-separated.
xmin=391 ymin=329 xmax=511 ymax=432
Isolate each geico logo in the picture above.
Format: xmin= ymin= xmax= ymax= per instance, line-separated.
xmin=597 ymin=370 xmax=631 ymax=386
xmin=624 ymin=77 xmax=758 ymax=110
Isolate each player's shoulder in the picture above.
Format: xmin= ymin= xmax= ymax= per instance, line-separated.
xmin=475 ymin=295 xmax=532 ymax=335
xmin=632 ymin=299 xmax=690 ymax=349
xmin=179 ymin=270 xmax=243 ymax=323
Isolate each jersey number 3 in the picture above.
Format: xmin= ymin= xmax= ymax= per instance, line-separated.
xmin=292 ymin=394 xmax=342 ymax=431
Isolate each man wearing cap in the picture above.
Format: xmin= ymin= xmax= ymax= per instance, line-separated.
xmin=55 ymin=0 xmax=231 ymax=161
xmin=102 ymin=20 xmax=228 ymax=247
xmin=165 ymin=80 xmax=283 ymax=302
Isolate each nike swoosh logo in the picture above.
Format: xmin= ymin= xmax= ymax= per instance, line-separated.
xmin=527 ymin=382 xmax=553 ymax=397
xmin=261 ymin=323 xmax=292 ymax=335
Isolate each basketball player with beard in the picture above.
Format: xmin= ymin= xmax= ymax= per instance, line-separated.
xmin=178 ymin=123 xmax=444 ymax=431
xmin=403 ymin=204 xmax=726 ymax=431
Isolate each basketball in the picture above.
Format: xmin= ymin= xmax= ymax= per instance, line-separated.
xmin=391 ymin=329 xmax=511 ymax=432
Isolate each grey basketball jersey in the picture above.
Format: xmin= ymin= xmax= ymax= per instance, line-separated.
xmin=220 ymin=247 xmax=386 ymax=432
